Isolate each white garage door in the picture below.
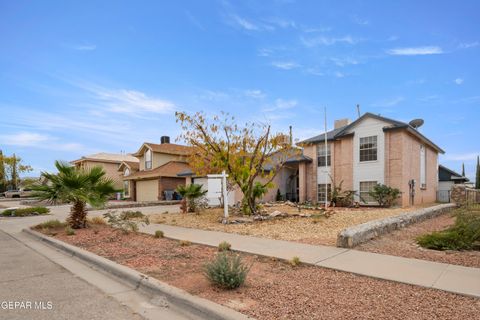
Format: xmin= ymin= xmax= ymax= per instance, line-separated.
xmin=136 ymin=179 xmax=159 ymax=202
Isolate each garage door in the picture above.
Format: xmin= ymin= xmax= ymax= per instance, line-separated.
xmin=136 ymin=179 xmax=159 ymax=202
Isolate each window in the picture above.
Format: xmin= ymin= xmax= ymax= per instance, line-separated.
xmin=123 ymin=181 xmax=130 ymax=197
xmin=317 ymin=183 xmax=332 ymax=203
xmin=420 ymin=145 xmax=426 ymax=189
xmin=317 ymin=144 xmax=331 ymax=167
xmin=145 ymin=149 xmax=152 ymax=170
xmin=124 ymin=168 xmax=130 ymax=176
xmin=360 ymin=181 xmax=377 ymax=203
xmin=359 ymin=136 xmax=377 ymax=162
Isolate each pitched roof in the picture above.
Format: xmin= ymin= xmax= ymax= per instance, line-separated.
xmin=124 ymin=161 xmax=190 ymax=180
xmin=438 ymin=165 xmax=469 ymax=182
xmin=118 ymin=161 xmax=140 ymax=172
xmin=300 ymin=112 xmax=444 ymax=153
xmin=71 ymin=153 xmax=139 ymax=164
xmin=133 ymin=143 xmax=193 ymax=157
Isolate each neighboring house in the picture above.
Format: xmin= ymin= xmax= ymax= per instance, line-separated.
xmin=299 ymin=112 xmax=445 ymax=207
xmin=71 ymin=153 xmax=139 ymax=191
xmin=438 ymin=165 xmax=469 ymax=193
xmin=121 ymin=136 xmax=192 ymax=202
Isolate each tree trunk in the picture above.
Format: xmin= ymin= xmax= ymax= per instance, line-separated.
xmin=68 ymin=201 xmax=87 ymax=229
xmin=241 ymin=186 xmax=257 ymax=215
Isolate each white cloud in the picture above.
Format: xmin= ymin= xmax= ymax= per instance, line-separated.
xmin=271 ymin=61 xmax=300 ymax=70
xmin=334 ymin=71 xmax=345 ymax=78
xmin=330 ymin=57 xmax=359 ymax=67
xmin=230 ymin=15 xmax=259 ymax=31
xmin=387 ymin=46 xmax=443 ymax=56
xmin=244 ymin=89 xmax=266 ymax=99
xmin=264 ymin=17 xmax=296 ymax=29
xmin=458 ymin=42 xmax=479 ymax=49
xmin=257 ymin=48 xmax=273 ymax=57
xmin=263 ymin=99 xmax=298 ymax=112
xmin=372 ymin=96 xmax=405 ymax=107
xmin=72 ymin=82 xmax=176 ymax=116
xmin=0 ymin=132 xmax=85 ymax=151
xmin=301 ymin=35 xmax=359 ymax=47
xmin=454 ymin=78 xmax=464 ymax=85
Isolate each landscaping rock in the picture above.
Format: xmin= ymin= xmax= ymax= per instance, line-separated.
xmin=336 ymin=203 xmax=456 ymax=248
xmin=269 ymin=210 xmax=287 ymax=218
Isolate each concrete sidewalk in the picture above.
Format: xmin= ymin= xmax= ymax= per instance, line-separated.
xmin=141 ymin=223 xmax=480 ymax=298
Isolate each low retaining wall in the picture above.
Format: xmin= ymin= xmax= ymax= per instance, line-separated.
xmin=336 ymin=203 xmax=456 ymax=248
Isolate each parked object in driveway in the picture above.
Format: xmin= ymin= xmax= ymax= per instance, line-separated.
xmin=4 ymin=188 xmax=34 ymax=198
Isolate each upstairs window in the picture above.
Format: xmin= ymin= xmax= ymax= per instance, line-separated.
xmin=359 ymin=136 xmax=377 ymax=162
xmin=317 ymin=144 xmax=331 ymax=167
xmin=124 ymin=168 xmax=130 ymax=176
xmin=420 ymin=145 xmax=426 ymax=189
xmin=145 ymin=149 xmax=152 ymax=170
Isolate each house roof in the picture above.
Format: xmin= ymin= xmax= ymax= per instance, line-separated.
xmin=300 ymin=112 xmax=445 ymax=154
xmin=118 ymin=161 xmax=140 ymax=172
xmin=71 ymin=153 xmax=139 ymax=164
xmin=133 ymin=142 xmax=193 ymax=157
xmin=124 ymin=161 xmax=190 ymax=180
xmin=438 ymin=165 xmax=469 ymax=182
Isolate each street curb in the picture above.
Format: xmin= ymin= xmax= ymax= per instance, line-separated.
xmin=23 ymin=228 xmax=252 ymax=320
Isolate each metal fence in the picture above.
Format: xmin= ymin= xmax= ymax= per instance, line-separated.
xmin=436 ymin=190 xmax=451 ymax=203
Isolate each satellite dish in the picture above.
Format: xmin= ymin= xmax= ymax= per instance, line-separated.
xmin=409 ymin=118 xmax=424 ymax=129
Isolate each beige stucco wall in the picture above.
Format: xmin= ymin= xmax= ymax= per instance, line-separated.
xmin=136 ymin=179 xmax=159 ymax=202
xmin=77 ymin=160 xmax=123 ymax=190
xmin=385 ymin=130 xmax=438 ymax=207
xmin=138 ymin=151 xmax=185 ymax=171
xmin=333 ymin=136 xmax=354 ymax=190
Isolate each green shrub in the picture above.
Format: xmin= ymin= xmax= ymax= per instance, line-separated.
xmin=88 ymin=216 xmax=106 ymax=225
xmin=2 ymin=206 xmax=50 ymax=217
xmin=120 ymin=210 xmax=145 ymax=220
xmin=290 ymin=256 xmax=301 ymax=266
xmin=368 ymin=184 xmax=401 ymax=207
xmin=179 ymin=240 xmax=191 ymax=246
xmin=154 ymin=230 xmax=164 ymax=238
xmin=417 ymin=210 xmax=480 ymax=251
xmin=218 ymin=241 xmax=232 ymax=252
xmin=34 ymin=220 xmax=66 ymax=229
xmin=65 ymin=227 xmax=76 ymax=236
xmin=204 ymin=253 xmax=249 ymax=289
xmin=103 ymin=211 xmax=149 ymax=234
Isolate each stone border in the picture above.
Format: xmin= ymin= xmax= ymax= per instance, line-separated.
xmin=23 ymin=228 xmax=252 ymax=320
xmin=336 ymin=203 xmax=456 ymax=248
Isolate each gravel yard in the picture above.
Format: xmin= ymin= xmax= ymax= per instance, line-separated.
xmin=356 ymin=212 xmax=480 ymax=268
xmin=149 ymin=204 xmax=436 ymax=246
xmin=37 ymin=225 xmax=480 ymax=320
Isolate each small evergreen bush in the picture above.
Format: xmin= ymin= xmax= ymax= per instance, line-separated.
xmin=65 ymin=227 xmax=76 ymax=236
xmin=103 ymin=211 xmax=149 ymax=234
xmin=417 ymin=210 xmax=480 ymax=251
xmin=88 ymin=216 xmax=106 ymax=225
xmin=154 ymin=230 xmax=164 ymax=238
xmin=218 ymin=241 xmax=232 ymax=252
xmin=290 ymin=256 xmax=301 ymax=266
xmin=204 ymin=253 xmax=249 ymax=289
xmin=34 ymin=219 xmax=66 ymax=229
xmin=2 ymin=206 xmax=50 ymax=217
xmin=179 ymin=240 xmax=191 ymax=246
xmin=368 ymin=184 xmax=401 ymax=207
xmin=120 ymin=210 xmax=145 ymax=220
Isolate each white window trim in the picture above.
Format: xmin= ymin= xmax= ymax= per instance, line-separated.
xmin=123 ymin=180 xmax=130 ymax=197
xmin=359 ymin=181 xmax=377 ymax=204
xmin=145 ymin=149 xmax=152 ymax=170
xmin=359 ymin=135 xmax=378 ymax=162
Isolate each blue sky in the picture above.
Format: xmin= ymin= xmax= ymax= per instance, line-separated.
xmin=0 ymin=0 xmax=479 ymax=180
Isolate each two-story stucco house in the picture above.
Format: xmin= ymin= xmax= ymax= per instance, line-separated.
xmin=298 ymin=113 xmax=444 ymax=207
xmin=71 ymin=153 xmax=139 ymax=191
xmin=119 ymin=136 xmax=192 ymax=202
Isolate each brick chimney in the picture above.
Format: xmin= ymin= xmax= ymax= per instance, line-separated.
xmin=334 ymin=118 xmax=350 ymax=129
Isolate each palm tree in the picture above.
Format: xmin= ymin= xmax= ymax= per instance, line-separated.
xmin=176 ymin=183 xmax=207 ymax=212
xmin=33 ymin=161 xmax=118 ymax=228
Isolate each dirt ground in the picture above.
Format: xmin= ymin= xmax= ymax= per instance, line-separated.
xmin=149 ymin=204 xmax=436 ymax=246
xmin=356 ymin=212 xmax=480 ymax=268
xmin=38 ymin=225 xmax=480 ymax=320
